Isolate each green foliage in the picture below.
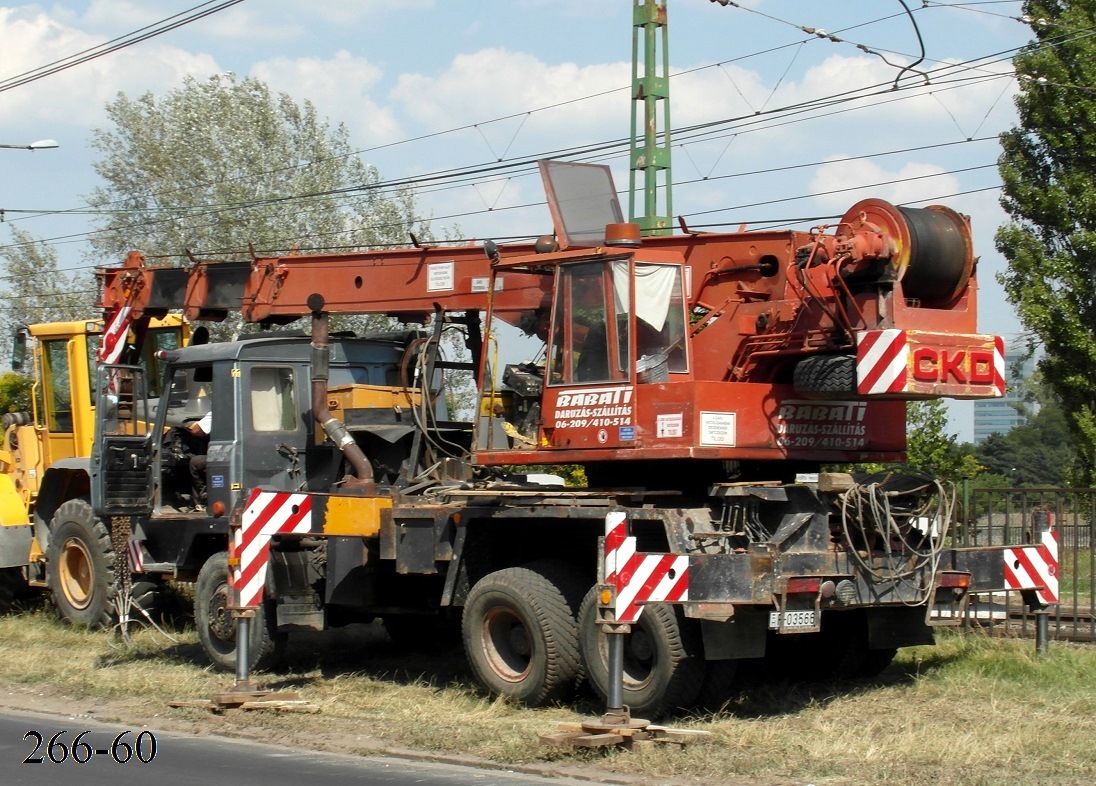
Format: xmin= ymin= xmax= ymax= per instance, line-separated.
xmin=974 ymin=386 xmax=1076 ymax=486
xmin=996 ymin=2 xmax=1096 ymax=484
xmin=87 ymin=73 xmax=428 ymax=261
xmin=830 ymin=400 xmax=981 ymax=483
xmin=86 ymin=73 xmax=433 ymax=340
xmin=0 ymin=225 xmax=96 ymax=341
xmin=0 ymin=371 xmax=31 ymax=414
xmin=904 ymin=399 xmax=982 ymax=481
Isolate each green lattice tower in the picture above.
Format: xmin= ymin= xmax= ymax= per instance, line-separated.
xmin=629 ymin=0 xmax=673 ymax=235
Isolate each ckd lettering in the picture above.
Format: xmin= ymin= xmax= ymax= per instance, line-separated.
xmin=912 ymin=348 xmax=995 ymax=384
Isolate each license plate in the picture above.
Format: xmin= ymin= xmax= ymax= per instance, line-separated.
xmin=769 ymin=610 xmax=817 ymax=630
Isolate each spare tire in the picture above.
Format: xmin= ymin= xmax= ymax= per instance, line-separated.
xmin=793 ymin=355 xmax=857 ymax=398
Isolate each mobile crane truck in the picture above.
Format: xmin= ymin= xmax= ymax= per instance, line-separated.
xmin=75 ymin=160 xmax=1033 ymax=717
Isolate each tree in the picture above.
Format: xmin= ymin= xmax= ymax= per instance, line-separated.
xmin=0 ymin=225 xmax=95 ymax=341
xmin=904 ymin=399 xmax=982 ymax=482
xmin=86 ymin=73 xmax=434 ymax=340
xmin=996 ymin=2 xmax=1096 ymax=484
xmin=87 ymin=73 xmax=428 ymax=263
xmin=0 ymin=371 xmax=31 ymax=414
xmin=974 ymin=381 xmax=1076 ymax=486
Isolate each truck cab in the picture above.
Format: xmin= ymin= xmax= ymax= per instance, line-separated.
xmin=94 ymin=331 xmax=426 ymax=578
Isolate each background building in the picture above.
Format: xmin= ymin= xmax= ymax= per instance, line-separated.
xmin=973 ymin=342 xmax=1036 ymax=444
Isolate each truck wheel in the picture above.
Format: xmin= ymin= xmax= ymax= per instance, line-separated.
xmin=46 ymin=500 xmax=114 ymax=628
xmin=578 ymin=589 xmax=705 ymax=718
xmin=194 ymin=552 xmax=285 ymax=672
xmin=461 ymin=564 xmax=582 ymax=707
xmin=129 ymin=579 xmax=166 ymax=621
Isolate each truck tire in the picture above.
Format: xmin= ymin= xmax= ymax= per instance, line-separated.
xmin=461 ymin=563 xmax=582 ymax=707
xmin=578 ymin=589 xmax=705 ymax=718
xmin=129 ymin=579 xmax=167 ymax=622
xmin=194 ymin=552 xmax=285 ymax=672
xmin=793 ymin=354 xmax=857 ymax=397
xmin=46 ymin=500 xmax=114 ymax=628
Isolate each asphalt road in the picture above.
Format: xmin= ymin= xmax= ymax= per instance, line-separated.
xmin=0 ymin=708 xmax=590 ymax=786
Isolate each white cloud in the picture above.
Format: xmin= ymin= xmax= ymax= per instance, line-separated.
xmin=250 ymin=51 xmax=401 ymax=145
xmin=809 ymin=156 xmax=960 ymax=209
xmin=0 ymin=7 xmax=220 ymax=129
xmin=390 ymin=47 xmax=629 ymax=146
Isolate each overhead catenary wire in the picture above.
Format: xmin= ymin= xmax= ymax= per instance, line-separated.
xmin=0 ymin=1 xmax=248 ymax=94
xmin=0 ymin=1 xmax=1055 ymax=286
xmin=0 ymin=1 xmax=1033 ymax=231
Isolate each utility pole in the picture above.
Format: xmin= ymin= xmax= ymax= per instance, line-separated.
xmin=629 ymin=1 xmax=672 ymax=235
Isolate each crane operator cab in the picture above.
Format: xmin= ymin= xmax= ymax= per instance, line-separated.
xmin=479 ymin=161 xmax=690 ymax=459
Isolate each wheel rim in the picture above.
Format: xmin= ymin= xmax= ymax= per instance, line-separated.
xmin=58 ymin=537 xmax=94 ymax=610
xmin=480 ymin=605 xmax=533 ymax=683
xmin=206 ymin=581 xmax=236 ymax=646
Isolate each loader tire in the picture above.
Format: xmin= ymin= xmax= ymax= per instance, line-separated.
xmin=46 ymin=500 xmax=114 ymax=628
xmin=578 ymin=589 xmax=705 ymax=719
xmin=793 ymin=354 xmax=857 ymax=398
xmin=0 ymin=567 xmax=24 ymax=614
xmin=195 ymin=552 xmax=285 ymax=673
xmin=461 ymin=562 xmax=583 ymax=707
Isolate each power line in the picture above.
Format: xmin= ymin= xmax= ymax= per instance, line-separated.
xmin=0 ymin=1 xmax=248 ymax=94
xmin=0 ymin=4 xmax=1046 ymax=263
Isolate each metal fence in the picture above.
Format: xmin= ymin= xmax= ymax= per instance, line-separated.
xmin=954 ymin=485 xmax=1096 ymax=643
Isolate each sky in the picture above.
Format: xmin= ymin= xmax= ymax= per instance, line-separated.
xmin=0 ymin=0 xmax=1039 ymax=439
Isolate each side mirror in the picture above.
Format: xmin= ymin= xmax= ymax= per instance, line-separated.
xmin=11 ymin=328 xmax=28 ymax=373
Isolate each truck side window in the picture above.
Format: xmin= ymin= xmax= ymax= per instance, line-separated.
xmin=250 ymin=367 xmax=297 ymax=432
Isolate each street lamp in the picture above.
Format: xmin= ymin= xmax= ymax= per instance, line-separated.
xmin=0 ymin=139 xmax=59 ymax=151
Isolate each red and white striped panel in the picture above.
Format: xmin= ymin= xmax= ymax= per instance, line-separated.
xmin=98 ymin=306 xmax=133 ymax=364
xmin=1004 ymin=529 xmax=1059 ymax=605
xmin=230 ymin=489 xmax=313 ymax=608
xmin=856 ymin=330 xmax=1006 ymax=398
xmin=604 ymin=511 xmax=689 ymax=623
xmin=856 ymin=329 xmax=909 ymax=395
xmin=126 ymin=537 xmax=144 ymax=574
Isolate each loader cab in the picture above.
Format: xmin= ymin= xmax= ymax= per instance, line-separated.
xmin=8 ymin=317 xmax=185 ymax=510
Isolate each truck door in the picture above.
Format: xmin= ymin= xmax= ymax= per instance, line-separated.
xmin=90 ymin=364 xmax=154 ymax=517
xmin=236 ymin=362 xmax=309 ymax=493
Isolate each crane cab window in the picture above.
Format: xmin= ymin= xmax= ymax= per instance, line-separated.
xmin=547 ymin=259 xmax=688 ymax=385
xmin=549 ymin=262 xmax=625 ymax=384
xmin=628 ymin=261 xmax=688 ymax=374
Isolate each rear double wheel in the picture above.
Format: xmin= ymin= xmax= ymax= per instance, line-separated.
xmin=578 ymin=589 xmax=705 ymax=718
xmin=461 ymin=561 xmax=585 ymax=707
xmin=195 ymin=552 xmax=285 ymax=672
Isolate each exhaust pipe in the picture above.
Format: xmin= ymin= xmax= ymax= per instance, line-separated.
xmin=308 ymin=295 xmax=375 ymax=490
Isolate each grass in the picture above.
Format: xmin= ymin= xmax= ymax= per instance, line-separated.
xmin=1059 ymin=546 xmax=1093 ymax=600
xmin=0 ymin=602 xmax=1094 ymax=786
